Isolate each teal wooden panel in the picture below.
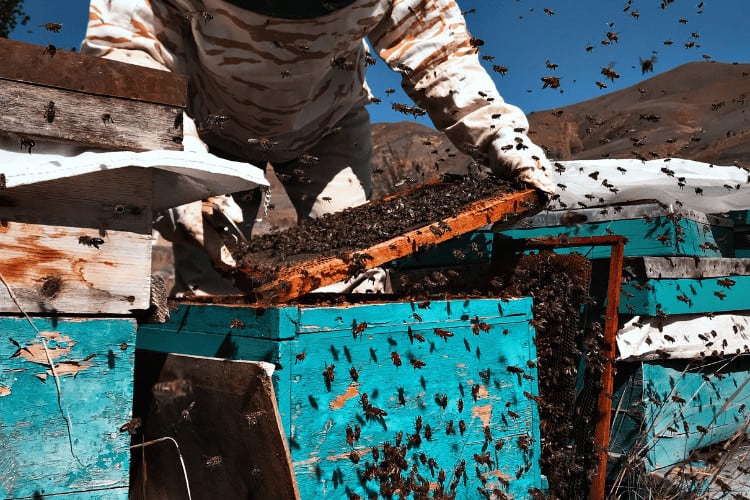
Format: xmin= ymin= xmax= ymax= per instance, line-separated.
xmin=137 ymin=298 xmax=543 ymax=498
xmin=621 ymin=276 xmax=750 ymax=315
xmin=159 ymin=302 xmax=298 ymax=340
xmin=0 ymin=317 xmax=135 ymax=499
xmin=296 ymin=297 xmax=533 ymax=335
xmin=610 ymin=358 xmax=750 ymax=472
xmin=498 ymin=217 xmax=733 ymax=259
xmin=285 ymin=309 xmax=540 ymax=499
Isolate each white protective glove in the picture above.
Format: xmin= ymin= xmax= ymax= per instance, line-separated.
xmin=488 ymin=130 xmax=556 ymax=196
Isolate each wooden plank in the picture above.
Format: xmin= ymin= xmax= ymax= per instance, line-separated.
xmin=620 ymin=276 xmax=750 ymax=315
xmin=498 ymin=216 xmax=733 ymax=259
xmin=242 ymin=189 xmax=540 ymax=303
xmin=0 ymin=168 xmax=153 ymax=314
xmin=0 ymin=316 xmax=136 ymax=499
xmin=130 ymin=352 xmax=299 ymax=499
xmin=0 ymin=38 xmax=186 ymax=107
xmin=0 ymin=79 xmax=183 ymax=151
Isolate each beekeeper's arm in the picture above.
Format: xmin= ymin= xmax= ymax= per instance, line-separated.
xmin=81 ymin=0 xmax=239 ymax=270
xmin=369 ymin=0 xmax=555 ymax=195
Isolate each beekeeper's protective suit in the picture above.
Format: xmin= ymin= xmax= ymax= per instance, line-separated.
xmin=82 ymin=0 xmax=555 ymax=295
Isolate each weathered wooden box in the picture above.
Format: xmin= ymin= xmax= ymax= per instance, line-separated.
xmin=0 ymin=167 xmax=154 ymax=314
xmin=0 ymin=38 xmax=185 ymax=152
xmin=620 ymin=257 xmax=750 ymax=316
xmin=0 ymin=316 xmax=136 ymax=499
xmin=610 ymin=357 xmax=750 ymax=473
xmin=497 ymin=203 xmax=734 ymax=259
xmin=138 ymin=297 xmax=544 ymax=498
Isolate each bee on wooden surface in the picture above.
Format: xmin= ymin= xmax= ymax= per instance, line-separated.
xmin=229 ymin=319 xmax=246 ymax=329
xmin=349 ymin=366 xmax=359 ymax=382
xmin=410 ymin=358 xmax=426 ymax=369
xmin=676 ymin=294 xmax=692 ymax=305
xmin=483 ymin=426 xmax=492 ymax=442
xmin=412 ymin=332 xmax=425 ymax=343
xmin=19 ymin=136 xmax=35 ymax=153
xmin=714 ymin=291 xmax=726 ymax=300
xmin=517 ymin=434 xmax=532 ymax=451
xmin=298 ymin=153 xmax=319 ymax=165
xmin=412 ymin=312 xmax=423 ymax=322
xmin=198 ymin=113 xmax=229 ymax=132
xmin=474 ymin=452 xmax=492 ymax=467
xmin=295 ymin=352 xmax=306 ymax=363
xmin=435 ymin=393 xmax=448 ymax=410
xmin=424 ymin=424 xmax=433 ymax=440
xmin=507 ymin=410 xmax=520 ymax=419
xmin=663 ymin=334 xmax=676 ymax=343
xmin=507 ymin=365 xmax=524 ymax=375
xmin=352 ymin=321 xmax=367 ymax=338
xmin=43 ymin=101 xmax=56 ymax=123
xmin=119 ymin=417 xmax=142 ymax=435
xmin=43 ymin=44 xmax=57 ymax=57
xmin=717 ymin=278 xmax=736 ymax=288
xmin=323 ymin=364 xmax=335 ymax=384
xmin=434 ymin=328 xmax=454 ymax=341
xmin=348 ymin=450 xmax=360 ymax=463
xmin=364 ymin=53 xmax=377 ymax=66
xmin=391 ymin=352 xmax=402 ymax=368
xmin=671 ymin=395 xmax=686 ymax=404
xmin=479 ymin=368 xmax=491 ymax=383
xmin=445 ymin=420 xmax=455 ymax=435
xmin=78 ymin=235 xmax=105 ymax=249
xmin=471 ymin=384 xmax=480 ymax=401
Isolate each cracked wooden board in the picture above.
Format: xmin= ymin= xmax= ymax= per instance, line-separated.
xmin=237 ymin=188 xmax=540 ymax=303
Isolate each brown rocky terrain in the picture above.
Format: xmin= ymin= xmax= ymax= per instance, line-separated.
xmin=371 ymin=61 xmax=750 ymax=192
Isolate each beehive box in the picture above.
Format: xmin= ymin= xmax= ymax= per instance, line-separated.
xmin=0 ymin=316 xmax=136 ymax=499
xmin=137 ymin=297 xmax=544 ymax=498
xmin=620 ymin=257 xmax=750 ymax=316
xmin=497 ymin=203 xmax=734 ymax=259
xmin=0 ymin=38 xmax=185 ymax=152
xmin=0 ymin=167 xmax=154 ymax=314
xmin=610 ymin=357 xmax=750 ymax=473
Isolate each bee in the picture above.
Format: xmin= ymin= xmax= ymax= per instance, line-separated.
xmin=384 ymin=88 xmax=396 ymax=95
xmin=412 ymin=332 xmax=425 ymax=343
xmin=507 ymin=365 xmax=524 ymax=374
xmin=541 ymin=76 xmax=561 ymax=89
xmin=601 ymin=64 xmax=620 ymax=82
xmin=43 ymin=101 xmax=56 ymax=123
xmin=392 ymin=103 xmax=426 ymax=118
xmin=42 ymin=22 xmax=63 ymax=32
xmin=457 ymin=398 xmax=464 ymax=413
xmin=671 ymin=395 xmax=686 ymax=404
xmin=484 ymin=426 xmax=492 ymax=442
xmin=78 ymin=235 xmax=105 ymax=249
xmin=119 ymin=417 xmax=143 ymax=435
xmin=364 ymin=54 xmax=377 ymax=66
xmin=434 ymin=328 xmax=454 ymax=340
xmin=323 ymin=364 xmax=335 ymax=384
xmin=471 ymin=384 xmax=480 ymax=401
xmin=458 ymin=420 xmax=466 ymax=435
xmin=479 ymin=368 xmax=491 ymax=383
xmin=198 ymin=113 xmax=229 ymax=132
xmin=43 ymin=44 xmax=57 ymax=57
xmin=508 ymin=410 xmax=520 ymax=419
xmin=181 ymin=401 xmax=195 ymax=421
xmin=517 ymin=434 xmax=531 ymax=451
xmin=664 ymin=334 xmax=676 ymax=343
xmin=474 ymin=452 xmax=492 ymax=466
xmin=298 ymin=153 xmax=319 ymax=165
xmin=445 ymin=420 xmax=455 ymax=435
xmin=435 ymin=393 xmax=448 ymax=409
xmin=230 ymin=319 xmax=246 ymax=329
xmin=717 ymin=278 xmax=736 ymax=288
xmin=348 ymin=450 xmax=360 ymax=463
xmin=492 ymin=65 xmax=509 ymax=75
xmin=352 ymin=322 xmax=367 ymax=338
xmin=676 ymin=294 xmax=691 ymax=305
xmin=20 ymin=136 xmax=35 ymax=153
xmin=714 ymin=291 xmax=726 ymax=300
xmin=412 ymin=312 xmax=423 ymax=322
xmin=410 ymin=359 xmax=426 ymax=369
xmin=596 ymin=81 xmax=608 ymax=89
xmin=184 ymin=10 xmax=213 ymax=23
xmin=349 ymin=366 xmax=359 ymax=382
xmin=543 ymin=7 xmax=555 ymax=15
xmin=424 ymin=424 xmax=432 ymax=440
xmin=295 ymin=352 xmax=306 ymax=363
xmin=469 ymin=37 xmax=484 ymax=48
xmin=391 ymin=352 xmax=402 ymax=368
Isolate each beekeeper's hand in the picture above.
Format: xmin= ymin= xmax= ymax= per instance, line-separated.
xmin=488 ymin=129 xmax=556 ymax=197
xmin=154 ymin=195 xmax=246 ymax=272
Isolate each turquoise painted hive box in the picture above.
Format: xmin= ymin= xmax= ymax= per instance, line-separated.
xmin=138 ymin=297 xmax=543 ymax=499
xmin=0 ymin=316 xmax=136 ymax=499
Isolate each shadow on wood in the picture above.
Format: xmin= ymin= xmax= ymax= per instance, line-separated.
xmin=130 ymin=351 xmax=298 ymax=499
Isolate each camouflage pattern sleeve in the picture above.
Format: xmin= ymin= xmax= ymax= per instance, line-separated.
xmin=369 ymin=0 xmax=554 ymax=193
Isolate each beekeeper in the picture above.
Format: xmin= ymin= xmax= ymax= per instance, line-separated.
xmin=82 ymin=0 xmax=555 ymax=296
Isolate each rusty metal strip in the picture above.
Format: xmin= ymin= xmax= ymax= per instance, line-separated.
xmin=510 ymin=235 xmax=626 ymax=500
xmin=0 ymin=38 xmax=186 ymax=107
xmin=243 ymin=189 xmax=541 ymax=303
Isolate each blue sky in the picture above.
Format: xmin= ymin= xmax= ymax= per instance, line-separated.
xmin=10 ymin=0 xmax=749 ymax=127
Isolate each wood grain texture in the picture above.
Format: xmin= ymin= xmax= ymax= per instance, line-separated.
xmin=0 ymin=79 xmax=183 ymax=151
xmin=130 ymin=352 xmax=299 ymax=500
xmin=0 ymin=316 xmax=136 ymax=499
xmin=137 ymin=298 xmax=544 ymax=498
xmin=0 ymin=168 xmax=153 ymax=314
